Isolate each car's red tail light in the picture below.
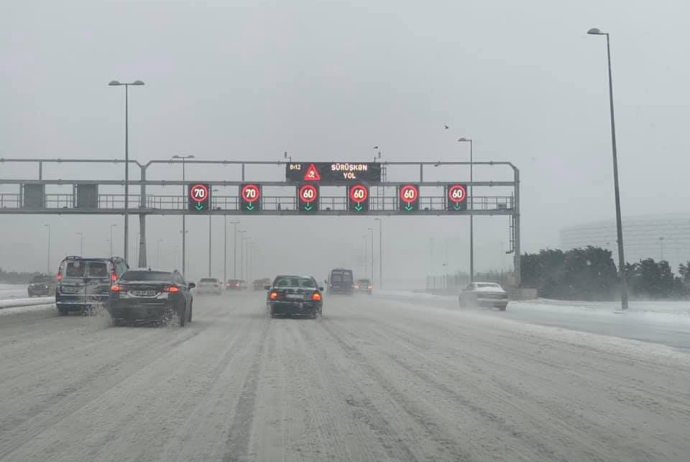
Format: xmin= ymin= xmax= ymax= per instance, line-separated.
xmin=312 ymin=292 xmax=322 ymax=301
xmin=110 ymin=285 xmax=125 ymax=292
xmin=269 ymin=291 xmax=278 ymax=300
xmin=163 ymin=286 xmax=180 ymax=293
xmin=57 ymin=273 xmax=62 ymax=282
xmin=111 ymin=273 xmax=118 ymax=282
xmin=236 ymin=283 xmax=240 ymax=287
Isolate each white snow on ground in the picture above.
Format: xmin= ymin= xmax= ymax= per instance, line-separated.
xmin=0 ymin=297 xmax=54 ymax=309
xmin=0 ymin=303 xmax=55 ymax=317
xmin=378 ymin=289 xmax=690 ymax=317
xmin=1 ymin=293 xmax=690 ymax=461
xmin=0 ymin=284 xmax=28 ymax=300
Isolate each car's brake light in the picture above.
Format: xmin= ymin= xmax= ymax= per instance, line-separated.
xmin=111 ymin=273 xmax=117 ymax=282
xmin=269 ymin=291 xmax=278 ymax=300
xmin=312 ymin=292 xmax=322 ymax=301
xmin=110 ymin=284 xmax=125 ymax=292
xmin=162 ymin=286 xmax=180 ymax=293
xmin=57 ymin=273 xmax=62 ymax=282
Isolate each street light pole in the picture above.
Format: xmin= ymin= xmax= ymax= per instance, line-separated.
xmin=44 ymin=224 xmax=51 ymax=273
xmin=587 ymin=28 xmax=629 ymax=310
xmin=374 ymin=218 xmax=383 ymax=289
xmin=208 ymin=188 xmax=219 ymax=277
xmin=109 ymin=80 xmax=144 ymax=263
xmin=459 ymin=138 xmax=474 ymax=282
xmin=76 ymin=232 xmax=84 ymax=255
xmin=172 ymin=154 xmax=195 ymax=276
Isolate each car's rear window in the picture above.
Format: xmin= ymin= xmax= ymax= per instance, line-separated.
xmin=120 ymin=271 xmax=173 ymax=282
xmin=331 ymin=271 xmax=353 ymax=283
xmin=273 ymin=276 xmax=315 ymax=288
xmin=200 ymin=278 xmax=218 ymax=283
xmin=63 ymin=260 xmax=109 ymax=278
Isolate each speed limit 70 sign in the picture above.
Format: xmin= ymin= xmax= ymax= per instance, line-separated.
xmin=447 ymin=184 xmax=468 ymax=211
xmin=187 ymin=183 xmax=211 ymax=212
xmin=240 ymin=183 xmax=262 ymax=212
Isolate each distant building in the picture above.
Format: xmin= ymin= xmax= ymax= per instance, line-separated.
xmin=560 ymin=214 xmax=690 ymax=270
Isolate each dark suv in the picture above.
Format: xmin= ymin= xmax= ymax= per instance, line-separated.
xmin=56 ymin=256 xmax=129 ymax=315
xmin=28 ymin=273 xmax=57 ymax=297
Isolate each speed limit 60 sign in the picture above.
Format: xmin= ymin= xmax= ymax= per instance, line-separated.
xmin=447 ymin=184 xmax=468 ymax=211
xmin=240 ymin=183 xmax=262 ymax=212
xmin=298 ymin=184 xmax=319 ymax=213
xmin=187 ymin=183 xmax=211 ymax=212
xmin=398 ymin=184 xmax=420 ymax=212
xmin=348 ymin=184 xmax=369 ymax=212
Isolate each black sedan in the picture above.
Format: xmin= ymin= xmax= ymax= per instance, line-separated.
xmin=108 ymin=269 xmax=195 ymax=326
xmin=266 ymin=275 xmax=323 ymax=319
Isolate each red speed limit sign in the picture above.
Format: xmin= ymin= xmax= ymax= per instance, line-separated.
xmin=399 ymin=184 xmax=419 ymax=212
xmin=240 ymin=183 xmax=261 ymax=212
xmin=299 ymin=184 xmax=318 ymax=203
xmin=348 ymin=184 xmax=369 ymax=212
xmin=189 ymin=184 xmax=209 ymax=201
xmin=298 ymin=184 xmax=319 ymax=212
xmin=447 ymin=184 xmax=468 ymax=211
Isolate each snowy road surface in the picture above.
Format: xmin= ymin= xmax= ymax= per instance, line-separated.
xmin=380 ymin=291 xmax=690 ymax=351
xmin=1 ymin=293 xmax=689 ymax=462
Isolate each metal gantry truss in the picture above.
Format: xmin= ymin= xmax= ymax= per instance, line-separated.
xmin=0 ymin=158 xmax=521 ymax=284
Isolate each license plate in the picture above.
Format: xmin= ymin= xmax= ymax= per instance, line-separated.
xmin=131 ymin=290 xmax=157 ymax=297
xmin=61 ymin=286 xmax=81 ymax=294
xmin=286 ymin=294 xmax=304 ymax=300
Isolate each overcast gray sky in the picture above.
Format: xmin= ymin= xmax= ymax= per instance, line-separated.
xmin=1 ymin=0 xmax=688 ymax=285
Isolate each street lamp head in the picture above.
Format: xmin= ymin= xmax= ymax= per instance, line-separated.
xmin=132 ymin=80 xmax=145 ymax=86
xmin=458 ymin=137 xmax=471 ymax=142
xmin=108 ymin=80 xmax=122 ymax=86
xmin=587 ymin=28 xmax=605 ymax=35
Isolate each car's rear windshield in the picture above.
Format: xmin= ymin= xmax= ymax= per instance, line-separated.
xmin=62 ymin=260 xmax=110 ymax=278
xmin=120 ymin=271 xmax=173 ymax=282
xmin=32 ymin=275 xmax=53 ymax=283
xmin=331 ymin=271 xmax=353 ymax=283
xmin=200 ymin=278 xmax=218 ymax=283
xmin=273 ymin=276 xmax=315 ymax=288
xmin=477 ymin=283 xmax=500 ymax=288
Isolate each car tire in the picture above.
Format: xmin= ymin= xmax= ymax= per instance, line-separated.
xmin=187 ymin=304 xmax=193 ymax=323
xmin=499 ymin=304 xmax=507 ymax=311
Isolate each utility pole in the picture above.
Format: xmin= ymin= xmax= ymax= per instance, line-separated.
xmin=76 ymin=232 xmax=84 ymax=255
xmin=231 ymin=221 xmax=240 ymax=279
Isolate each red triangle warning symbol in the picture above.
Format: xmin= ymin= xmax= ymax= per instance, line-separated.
xmin=304 ymin=164 xmax=321 ymax=181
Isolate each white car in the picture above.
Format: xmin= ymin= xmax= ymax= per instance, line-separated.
xmin=458 ymin=282 xmax=509 ymax=310
xmin=196 ymin=278 xmax=223 ymax=295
